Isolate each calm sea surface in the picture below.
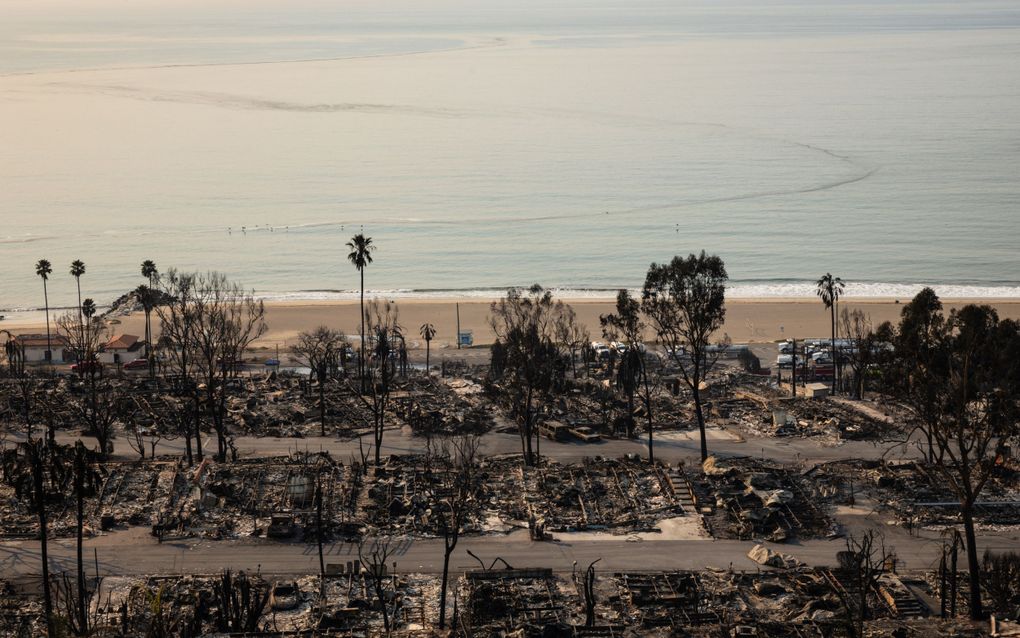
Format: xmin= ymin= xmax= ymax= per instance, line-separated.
xmin=2 ymin=0 xmax=1019 ymax=318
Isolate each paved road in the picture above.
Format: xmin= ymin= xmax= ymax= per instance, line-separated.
xmin=13 ymin=418 xmax=918 ymax=469
xmin=4 ymin=524 xmax=1019 ymax=581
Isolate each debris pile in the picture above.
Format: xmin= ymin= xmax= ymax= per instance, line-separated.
xmin=693 ymin=456 xmax=835 ymax=541
xmin=90 ymin=569 xmax=428 ymax=636
xmin=808 ymin=458 xmax=1020 ymax=530
xmin=525 ymin=457 xmax=685 ymax=534
xmin=718 ymin=384 xmax=898 ymax=441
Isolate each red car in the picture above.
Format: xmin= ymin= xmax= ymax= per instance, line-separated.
xmin=123 ymin=358 xmax=149 ymax=370
xmin=71 ymin=359 xmax=103 ymax=374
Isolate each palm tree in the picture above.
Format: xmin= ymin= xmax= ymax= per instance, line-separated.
xmin=140 ymin=260 xmax=159 ymax=376
xmin=136 ymin=285 xmax=156 ymax=376
xmin=420 ymin=322 xmax=436 ymax=372
xmin=141 ymin=260 xmax=158 ymax=286
xmin=70 ymin=260 xmax=86 ymax=358
xmin=816 ymin=273 xmax=845 ymax=393
xmin=82 ymin=298 xmax=97 ymax=362
xmin=72 ymin=441 xmax=100 ymax=633
xmin=82 ymin=298 xmax=96 ymax=325
xmin=35 ymin=259 xmax=53 ymax=362
xmin=346 ymin=234 xmax=375 ymax=380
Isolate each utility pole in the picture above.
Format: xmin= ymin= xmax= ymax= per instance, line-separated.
xmin=456 ymin=303 xmax=461 ymax=350
xmin=791 ymin=338 xmax=797 ymax=398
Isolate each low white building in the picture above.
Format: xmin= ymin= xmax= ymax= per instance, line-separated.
xmin=99 ymin=334 xmax=145 ymax=365
xmin=16 ymin=333 xmax=70 ymax=363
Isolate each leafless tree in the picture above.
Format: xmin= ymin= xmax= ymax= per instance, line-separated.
xmin=834 ymin=530 xmax=892 ymax=638
xmin=66 ymin=378 xmax=124 ymax=460
xmin=426 ymin=434 xmax=481 ymax=629
xmin=12 ymin=374 xmax=37 ymax=440
xmin=358 ymin=537 xmax=397 ymax=634
xmin=554 ymin=302 xmax=589 ymax=379
xmin=188 ymin=272 xmax=267 ymax=461
xmin=123 ymin=395 xmax=177 ymax=460
xmin=356 ymin=301 xmax=400 ymax=465
xmin=1 ymin=441 xmax=66 ymax=635
xmin=294 ymin=326 xmax=346 ymax=436
xmin=1 ymin=330 xmax=25 ymax=377
xmin=840 ymin=308 xmax=892 ymax=400
xmin=313 ymin=468 xmax=328 ymax=602
xmin=58 ymin=309 xmax=111 ymax=456
xmin=155 ymin=269 xmax=203 ymax=462
xmin=601 ymin=289 xmax=648 ymax=442
xmin=134 ymin=394 xmax=193 ymax=465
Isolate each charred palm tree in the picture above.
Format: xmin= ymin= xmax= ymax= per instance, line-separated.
xmin=816 ymin=273 xmax=845 ymax=392
xmin=140 ymin=260 xmax=159 ymax=374
xmin=70 ymin=260 xmax=86 ymax=359
xmin=136 ymin=285 xmax=157 ymax=377
xmin=346 ymin=234 xmax=374 ymax=382
xmin=141 ymin=259 xmax=158 ymax=286
xmin=420 ymin=322 xmax=436 ymax=372
xmin=72 ymin=441 xmax=100 ymax=634
xmin=82 ymin=298 xmax=97 ymax=330
xmin=36 ymin=259 xmax=54 ymax=361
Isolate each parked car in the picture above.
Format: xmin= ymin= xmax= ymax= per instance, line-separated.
xmin=776 ymin=354 xmax=793 ymax=369
xmin=122 ymin=358 xmax=148 ymax=370
xmin=269 ymin=582 xmax=301 ymax=611
xmin=570 ymin=426 xmax=601 ymax=442
xmin=778 ymin=341 xmax=794 ymax=354
xmin=71 ymin=359 xmax=103 ymax=375
xmin=539 ymin=420 xmax=570 ymax=441
xmin=267 ymin=514 xmax=296 ymax=539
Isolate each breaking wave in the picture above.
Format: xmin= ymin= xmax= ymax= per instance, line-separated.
xmin=251 ymin=282 xmax=1020 ymax=302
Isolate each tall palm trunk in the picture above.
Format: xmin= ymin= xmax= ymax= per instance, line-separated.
xmin=830 ymin=304 xmax=837 ymax=394
xmin=834 ymin=299 xmax=840 ymax=392
xmin=359 ymin=268 xmax=365 ymax=381
xmin=143 ymin=307 xmax=150 ymax=357
xmin=42 ymin=279 xmax=52 ymax=361
xmin=75 ymin=452 xmax=87 ymax=633
xmin=76 ymin=277 xmax=84 ymax=359
xmin=32 ymin=449 xmax=55 ymax=636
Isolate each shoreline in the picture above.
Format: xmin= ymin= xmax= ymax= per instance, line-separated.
xmin=5 ymin=296 xmax=1020 ymax=350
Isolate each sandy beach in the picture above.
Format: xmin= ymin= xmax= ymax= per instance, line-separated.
xmin=6 ymin=297 xmax=1020 ymax=353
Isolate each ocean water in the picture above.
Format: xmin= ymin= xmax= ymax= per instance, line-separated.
xmin=2 ymin=0 xmax=1020 ymax=319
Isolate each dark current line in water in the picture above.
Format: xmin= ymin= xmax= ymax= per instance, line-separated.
xmin=0 ymin=38 xmax=509 ymax=79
